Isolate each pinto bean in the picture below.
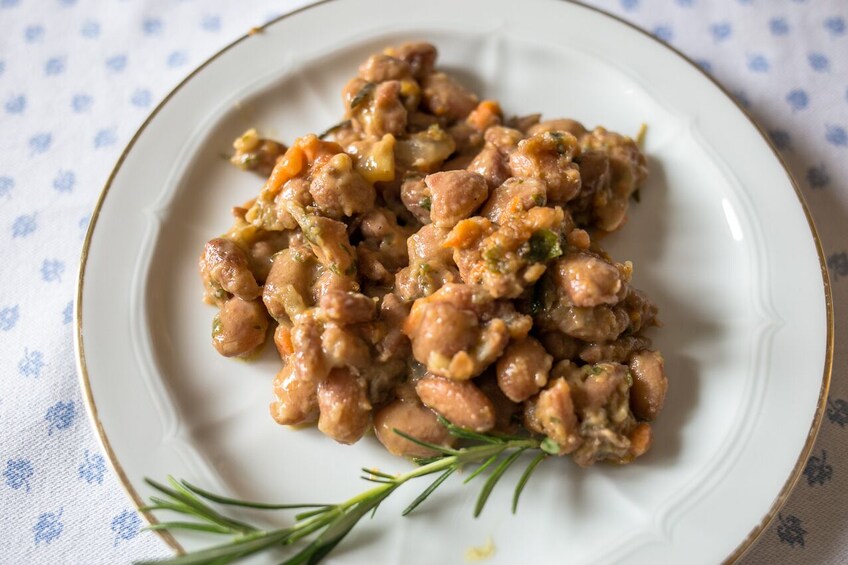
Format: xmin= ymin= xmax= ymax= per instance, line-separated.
xmin=528 ymin=119 xmax=587 ymax=138
xmin=509 ymin=131 xmax=582 ymax=204
xmin=318 ymin=290 xmax=376 ymax=324
xmin=479 ymin=177 xmax=547 ymax=225
xmin=200 ymin=238 xmax=261 ymax=304
xmin=554 ymin=253 xmax=623 ymax=307
xmin=467 ymin=145 xmax=510 ymax=190
xmin=628 ymin=350 xmax=667 ymax=421
xmin=421 ymin=72 xmax=479 ymax=121
xmin=309 ymin=153 xmax=375 ymax=219
xmin=212 ymin=297 xmax=268 ymax=357
xmin=263 ymin=249 xmax=314 ymax=323
xmin=317 ymin=368 xmax=372 ymax=444
xmin=358 ymin=53 xmax=412 ymax=82
xmin=425 ymin=170 xmax=488 ymax=228
xmin=400 ymin=175 xmax=432 ymax=224
xmin=495 ymin=336 xmax=552 ymax=402
xmin=524 ymin=378 xmax=581 ymax=455
xmin=373 ymin=399 xmax=455 ymax=458
xmin=270 ymin=364 xmax=319 ymax=426
xmin=395 ymin=42 xmax=438 ymax=79
xmin=415 ymin=374 xmax=496 ymax=432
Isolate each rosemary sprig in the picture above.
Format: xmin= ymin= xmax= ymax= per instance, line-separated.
xmin=137 ymin=420 xmax=551 ymax=565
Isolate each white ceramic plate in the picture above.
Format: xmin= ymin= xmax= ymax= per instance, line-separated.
xmin=76 ymin=0 xmax=833 ymax=563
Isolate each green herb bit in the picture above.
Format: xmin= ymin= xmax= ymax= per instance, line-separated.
xmin=419 ymin=196 xmax=431 ymax=211
xmin=529 ymin=283 xmax=545 ymax=317
xmin=138 ymin=421 xmax=555 ymax=565
xmin=483 ymin=245 xmax=507 ymax=274
xmin=317 ymin=120 xmax=351 ymax=140
xmin=526 ymin=230 xmax=562 ymax=263
xmin=349 ymin=82 xmax=375 ymax=110
xmin=211 ymin=315 xmax=223 ymax=338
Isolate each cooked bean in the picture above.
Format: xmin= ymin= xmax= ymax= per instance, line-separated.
xmin=628 ymin=350 xmax=667 ymax=421
xmin=425 ymin=170 xmax=488 ymax=228
xmin=580 ymin=127 xmax=647 ymax=232
xmin=569 ymin=150 xmax=610 ymax=225
xmin=523 ymin=378 xmax=581 ymax=455
xmin=286 ymin=203 xmax=357 ymax=278
xmin=505 ymin=113 xmax=541 ymax=133
xmin=509 ymin=131 xmax=582 ymax=204
xmin=270 ymin=364 xmax=319 ymax=425
xmin=476 ymin=372 xmax=522 ymax=434
xmin=289 ymin=313 xmax=329 ymax=383
xmin=318 ymin=290 xmax=376 ymax=324
xmin=483 ymin=126 xmax=524 ymax=153
xmin=317 ymin=368 xmax=372 ymax=444
xmin=541 ymin=302 xmax=630 ymax=343
xmin=230 ymin=128 xmax=286 ymax=177
xmin=421 ymin=72 xmax=479 ymax=121
xmin=321 ymin=324 xmax=371 ymax=370
xmin=311 ymin=269 xmax=358 ymax=304
xmin=528 ymin=119 xmax=587 ymax=138
xmin=627 ymin=422 xmax=652 ymax=459
xmin=496 ymin=336 xmax=552 ymax=402
xmin=395 ymin=42 xmax=438 ymax=79
xmin=415 ymin=374 xmax=496 ymax=432
xmin=309 ymin=153 xmax=375 ymax=219
xmin=356 ymin=208 xmax=412 ymax=283
xmin=263 ymin=249 xmax=314 ymax=322
xmin=447 ymin=121 xmax=484 ymax=155
xmin=444 ymin=206 xmax=566 ymax=299
xmin=567 ymin=362 xmax=630 ymax=414
xmin=480 ymin=177 xmax=547 ymax=225
xmin=394 ymin=224 xmax=459 ymax=301
xmin=400 ymin=174 xmax=432 ymax=224
xmin=358 ymin=53 xmax=412 ymax=82
xmin=407 ymin=301 xmax=478 ymax=368
xmin=245 ymin=230 xmax=294 ymax=284
xmin=536 ymin=330 xmax=580 ymax=361
xmin=554 ymin=253 xmax=623 ymax=307
xmin=578 ymin=335 xmax=651 ymax=364
xmin=200 ymin=238 xmax=261 ymax=304
xmin=467 ymin=145 xmax=510 ymax=189
xmin=212 ymin=297 xmax=268 ymax=357
xmin=403 ymin=284 xmax=515 ymax=379
xmin=622 ymin=287 xmax=658 ymax=333
xmin=373 ymin=399 xmax=455 ymax=457
xmin=406 ymin=223 xmax=454 ymax=265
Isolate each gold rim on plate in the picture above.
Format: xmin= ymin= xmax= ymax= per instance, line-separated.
xmin=74 ymin=0 xmax=834 ymax=560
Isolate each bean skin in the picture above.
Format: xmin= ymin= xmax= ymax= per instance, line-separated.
xmin=270 ymin=364 xmax=319 ymax=426
xmin=415 ymin=374 xmax=496 ymax=432
xmin=317 ymin=368 xmax=372 ymax=445
xmin=373 ymin=399 xmax=455 ymax=457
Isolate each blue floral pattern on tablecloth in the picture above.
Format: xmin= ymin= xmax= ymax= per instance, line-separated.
xmin=0 ymin=1 xmax=845 ymax=563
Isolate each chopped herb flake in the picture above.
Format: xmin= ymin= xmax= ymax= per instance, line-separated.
xmin=350 ymin=82 xmax=375 ymax=110
xmin=541 ymin=437 xmax=561 ymax=455
xmin=526 ymin=230 xmax=562 ymax=262
xmin=318 ymin=120 xmax=351 ymax=140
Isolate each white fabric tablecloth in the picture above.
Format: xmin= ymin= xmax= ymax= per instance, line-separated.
xmin=1 ymin=1 xmax=845 ymax=563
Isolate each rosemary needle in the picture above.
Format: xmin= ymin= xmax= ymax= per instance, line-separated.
xmin=137 ymin=421 xmax=551 ymax=565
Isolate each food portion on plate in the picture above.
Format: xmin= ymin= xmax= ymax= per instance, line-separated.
xmin=198 ymin=42 xmax=668 ymax=467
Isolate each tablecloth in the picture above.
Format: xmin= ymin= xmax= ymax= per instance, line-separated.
xmin=0 ymin=0 xmax=845 ymax=563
